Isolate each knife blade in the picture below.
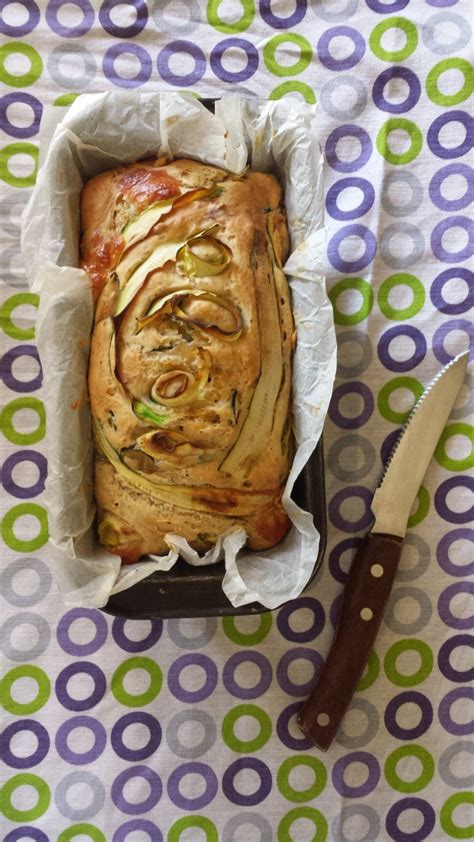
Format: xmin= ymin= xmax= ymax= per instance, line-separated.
xmin=297 ymin=349 xmax=470 ymax=751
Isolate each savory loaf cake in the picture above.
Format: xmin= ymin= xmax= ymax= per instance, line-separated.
xmin=82 ymin=157 xmax=294 ymax=563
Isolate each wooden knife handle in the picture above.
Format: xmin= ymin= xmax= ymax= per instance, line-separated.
xmin=297 ymin=532 xmax=404 ymax=751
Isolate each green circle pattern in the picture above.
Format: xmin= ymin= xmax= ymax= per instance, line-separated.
xmin=278 ymin=807 xmax=328 ymax=842
xmin=434 ymin=424 xmax=474 ymax=472
xmin=1 ymin=397 xmax=46 ymax=445
xmin=222 ymin=704 xmax=272 ymax=752
xmin=0 ymin=41 xmax=43 ymax=87
xmin=0 ymin=142 xmax=39 ymax=187
xmin=384 ymin=639 xmax=434 ymax=687
xmin=2 ymin=503 xmax=49 ymax=552
xmin=407 ymin=485 xmax=430 ymax=528
xmin=264 ymin=34 xmax=312 ymax=77
xmin=426 ymin=58 xmax=474 ymax=107
xmin=58 ymin=826 xmax=106 ymax=842
xmin=222 ymin=613 xmax=272 ymax=645
xmin=378 ymin=274 xmax=425 ymax=321
xmin=329 ymin=277 xmax=374 ymax=325
xmin=369 ymin=17 xmax=418 ymax=62
xmin=376 ymin=119 xmax=423 ymax=166
xmin=0 ymin=293 xmax=39 ymax=340
xmin=2 ymin=773 xmax=51 ymax=821
xmin=277 ymin=756 xmax=327 ymax=803
xmin=111 ymin=657 xmax=162 ymax=707
xmin=440 ymin=792 xmax=474 ymax=839
xmin=168 ymin=816 xmax=218 ymax=842
xmin=207 ymin=0 xmax=254 ymax=33
xmin=384 ymin=744 xmax=435 ymax=793
xmin=378 ymin=376 xmax=424 ymax=424
xmin=357 ymin=650 xmax=380 ymax=692
xmin=53 ymin=93 xmax=80 ymax=106
xmin=0 ymin=665 xmax=51 ymax=715
xmin=269 ymin=81 xmax=316 ymax=104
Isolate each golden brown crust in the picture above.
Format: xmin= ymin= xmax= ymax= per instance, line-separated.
xmin=83 ymin=157 xmax=293 ymax=561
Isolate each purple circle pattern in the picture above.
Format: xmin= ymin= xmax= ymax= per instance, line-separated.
xmin=372 ymin=67 xmax=421 ymax=113
xmin=167 ymin=653 xmax=218 ymax=703
xmin=325 ymin=125 xmax=373 ymax=173
xmin=2 ymin=719 xmax=50 ymax=768
xmin=99 ymin=0 xmax=148 ymax=38
xmin=438 ymin=582 xmax=474 ymax=630
xmin=167 ymin=762 xmax=218 ymax=810
xmin=112 ymin=618 xmax=163 ymax=651
xmin=1 ymin=2 xmax=472 ymax=836
xmin=438 ymin=634 xmax=474 ymax=683
xmin=111 ymin=712 xmax=162 ymax=761
xmin=377 ymin=325 xmax=427 ymax=372
xmin=55 ymin=715 xmax=107 ymax=764
xmin=430 ymin=268 xmax=474 ymax=315
xmin=276 ymin=647 xmax=324 ymax=696
xmin=0 ymin=0 xmax=40 ymax=36
xmin=210 ymin=38 xmax=259 ymax=83
xmin=157 ymin=40 xmax=206 ymax=86
xmin=103 ymin=43 xmax=152 ymax=88
xmin=57 ymin=608 xmax=108 ymax=656
xmin=1 ymin=346 xmax=43 ymax=393
xmin=46 ymin=0 xmax=94 ymax=38
xmin=113 ymin=820 xmax=163 ymax=842
xmin=438 ymin=688 xmax=474 ymax=736
xmin=222 ymin=758 xmax=272 ymax=806
xmin=1 ymin=450 xmax=47 ymax=499
xmin=318 ymin=26 xmax=366 ymax=71
xmin=384 ymin=692 xmax=434 ymax=739
xmin=386 ymin=798 xmax=435 ymax=841
xmin=223 ymin=651 xmax=272 ymax=699
xmin=0 ymin=93 xmax=43 ymax=139
xmin=55 ymin=662 xmax=107 ymax=711
xmin=111 ymin=766 xmax=162 ymax=814
xmin=332 ymin=751 xmax=380 ymax=797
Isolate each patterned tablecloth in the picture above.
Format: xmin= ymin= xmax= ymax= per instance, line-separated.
xmin=1 ymin=1 xmax=473 ymax=840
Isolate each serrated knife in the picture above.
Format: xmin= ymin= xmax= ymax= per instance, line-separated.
xmin=297 ymin=350 xmax=470 ymax=751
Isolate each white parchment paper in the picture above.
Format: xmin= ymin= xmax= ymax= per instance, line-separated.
xmin=22 ymin=91 xmax=336 ymax=610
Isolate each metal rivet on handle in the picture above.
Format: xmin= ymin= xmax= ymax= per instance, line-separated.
xmin=316 ymin=713 xmax=330 ymax=727
xmin=360 ymin=608 xmax=373 ymax=621
xmin=371 ymin=564 xmax=384 ymax=577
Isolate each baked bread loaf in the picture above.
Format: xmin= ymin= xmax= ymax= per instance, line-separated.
xmin=82 ymin=157 xmax=294 ymax=563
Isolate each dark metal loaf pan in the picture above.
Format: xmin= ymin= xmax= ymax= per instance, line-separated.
xmin=104 ymin=440 xmax=326 ymax=620
xmin=104 ymin=96 xmax=326 ymax=619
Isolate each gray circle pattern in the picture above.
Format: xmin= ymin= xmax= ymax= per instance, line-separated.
xmin=438 ymin=741 xmax=474 ymax=788
xmin=328 ymin=433 xmax=376 ymax=482
xmin=167 ymin=617 xmax=217 ymax=649
xmin=450 ymin=372 xmax=472 ymax=420
xmin=385 ymin=587 xmax=433 ymax=635
xmin=311 ymin=0 xmax=359 ymax=23
xmin=422 ymin=12 xmax=472 ymax=55
xmin=380 ymin=223 xmax=425 ymax=270
xmin=54 ymin=771 xmax=106 ymax=820
xmin=332 ymin=804 xmax=381 ymax=842
xmin=320 ymin=75 xmax=367 ymax=120
xmin=47 ymin=45 xmax=97 ymax=89
xmin=0 ymin=557 xmax=52 ymax=607
xmin=166 ymin=709 xmax=217 ymax=758
xmin=397 ymin=533 xmax=431 ymax=582
xmin=0 ymin=611 xmax=51 ymax=661
xmin=152 ymin=0 xmax=201 ymax=35
xmin=381 ymin=171 xmax=424 ymax=218
xmin=335 ymin=698 xmax=380 ymax=748
xmin=222 ymin=812 xmax=273 ymax=842
xmin=337 ymin=329 xmax=373 ymax=378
